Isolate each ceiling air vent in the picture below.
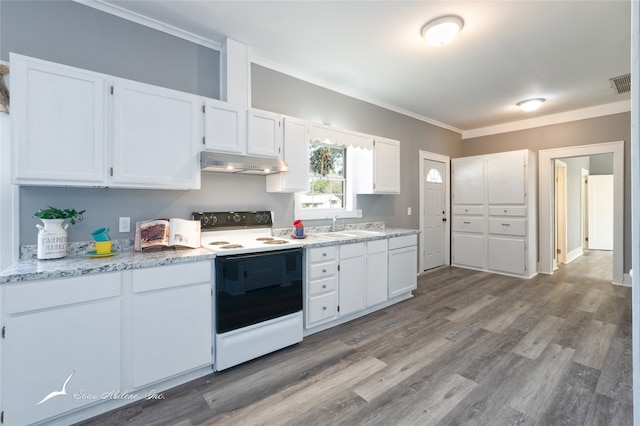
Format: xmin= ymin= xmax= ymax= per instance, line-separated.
xmin=609 ymin=73 xmax=631 ymax=94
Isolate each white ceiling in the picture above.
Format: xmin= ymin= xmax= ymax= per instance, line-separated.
xmin=93 ymin=0 xmax=631 ymax=135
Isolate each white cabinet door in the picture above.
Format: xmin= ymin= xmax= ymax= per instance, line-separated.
xmin=131 ymin=262 xmax=212 ymax=388
xmin=308 ymin=292 xmax=338 ymax=324
xmin=487 ymin=153 xmax=526 ymax=205
xmin=266 ymin=115 xmax=309 ymax=192
xmin=373 ymin=138 xmax=401 ymax=193
xmin=388 ymin=238 xmax=417 ymax=298
xmin=202 ymin=98 xmax=246 ymax=154
xmin=366 ymin=239 xmax=388 ymax=307
xmin=488 ymin=237 xmax=526 ymax=275
xmin=2 ymin=291 xmax=120 ymax=426
xmin=338 ymin=243 xmax=366 ymax=316
xmin=452 ymin=234 xmax=485 ymax=269
xmin=247 ymin=108 xmax=282 ymax=158
xmin=111 ymin=79 xmax=200 ymax=189
xmin=452 ymin=156 xmax=485 ymax=205
xmin=11 ymin=54 xmax=107 ymax=185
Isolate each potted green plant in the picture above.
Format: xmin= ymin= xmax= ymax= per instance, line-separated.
xmin=34 ymin=206 xmax=85 ymax=259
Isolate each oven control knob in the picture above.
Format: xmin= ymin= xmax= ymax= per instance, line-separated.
xmin=211 ymin=216 xmax=218 ymax=225
xmin=201 ymin=216 xmax=210 ymax=226
xmin=232 ymin=213 xmax=241 ymax=223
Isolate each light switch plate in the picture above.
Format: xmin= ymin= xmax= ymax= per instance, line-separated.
xmin=407 ymin=207 xmax=412 ymax=216
xmin=119 ymin=217 xmax=130 ymax=233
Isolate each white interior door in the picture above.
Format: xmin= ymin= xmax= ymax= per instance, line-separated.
xmin=555 ymin=160 xmax=567 ymax=265
xmin=423 ymin=159 xmax=446 ymax=270
xmin=587 ymin=174 xmax=614 ymax=250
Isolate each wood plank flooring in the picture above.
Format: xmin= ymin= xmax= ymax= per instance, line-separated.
xmin=80 ymin=250 xmax=632 ymax=426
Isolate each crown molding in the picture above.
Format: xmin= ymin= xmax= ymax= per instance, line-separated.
xmin=462 ymin=100 xmax=631 ymax=139
xmin=74 ymin=0 xmax=222 ymax=50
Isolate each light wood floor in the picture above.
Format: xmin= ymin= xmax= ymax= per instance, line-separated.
xmin=81 ymin=250 xmax=632 ymax=425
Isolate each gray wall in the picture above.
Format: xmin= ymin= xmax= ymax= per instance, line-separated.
xmin=563 ymin=156 xmax=590 ymax=254
xmin=590 ymin=153 xmax=614 ymax=175
xmin=3 ymin=0 xmax=462 ymax=244
xmin=462 ymin=112 xmax=632 ymax=271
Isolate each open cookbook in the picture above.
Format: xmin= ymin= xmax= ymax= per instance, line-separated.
xmin=133 ymin=218 xmax=201 ymax=251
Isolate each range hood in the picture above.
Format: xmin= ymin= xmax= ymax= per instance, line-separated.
xmin=201 ymin=151 xmax=289 ymax=175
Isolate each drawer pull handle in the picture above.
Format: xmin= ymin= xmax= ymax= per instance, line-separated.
xmin=322 ymin=284 xmax=327 ymax=288
xmin=463 ymin=221 xmax=471 ymax=224
xmin=322 ymin=268 xmax=327 ymax=273
xmin=502 ymin=223 xmax=511 ymax=226
xmin=504 ymin=209 xmax=508 ymax=213
xmin=322 ymin=252 xmax=327 ymax=257
xmin=322 ymin=306 xmax=327 ymax=310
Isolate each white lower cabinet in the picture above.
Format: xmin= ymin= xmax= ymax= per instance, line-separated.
xmin=305 ymin=234 xmax=417 ymax=333
xmin=0 ymin=261 xmax=214 ymax=425
xmin=131 ymin=262 xmax=212 ymax=388
xmin=1 ymin=273 xmax=122 ymax=426
xmin=452 ymin=233 xmax=485 ymax=269
xmin=338 ymin=242 xmax=366 ymax=317
xmin=306 ymin=246 xmax=338 ymax=327
xmin=366 ymin=239 xmax=388 ymax=307
xmin=388 ymin=235 xmax=418 ymax=298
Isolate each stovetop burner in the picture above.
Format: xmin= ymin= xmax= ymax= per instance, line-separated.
xmin=263 ymin=240 xmax=288 ymax=245
xmin=193 ymin=210 xmax=303 ymax=256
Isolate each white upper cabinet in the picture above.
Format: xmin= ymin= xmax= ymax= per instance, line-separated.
xmin=452 ymin=156 xmax=485 ymax=205
xmin=266 ymin=115 xmax=309 ymax=192
xmin=111 ymin=79 xmax=200 ymax=189
xmin=247 ymin=108 xmax=282 ymax=158
xmin=11 ymin=54 xmax=107 ymax=185
xmin=202 ymin=98 xmax=245 ymax=154
xmin=487 ymin=152 xmax=526 ymax=205
xmin=357 ymin=137 xmax=401 ymax=194
xmin=11 ymin=54 xmax=200 ymax=189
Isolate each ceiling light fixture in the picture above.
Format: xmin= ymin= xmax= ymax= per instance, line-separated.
xmin=517 ymin=98 xmax=545 ymax=112
xmin=421 ymin=15 xmax=464 ymax=46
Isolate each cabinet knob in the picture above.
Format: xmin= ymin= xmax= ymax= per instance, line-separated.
xmin=322 ymin=284 xmax=327 ymax=288
xmin=322 ymin=306 xmax=327 ymax=310
xmin=322 ymin=268 xmax=327 ymax=273
xmin=322 ymin=252 xmax=327 ymax=257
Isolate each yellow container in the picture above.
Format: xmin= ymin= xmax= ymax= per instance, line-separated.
xmin=95 ymin=241 xmax=112 ymax=254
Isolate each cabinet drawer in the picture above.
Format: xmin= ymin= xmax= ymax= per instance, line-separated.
xmin=340 ymin=242 xmax=365 ymax=258
xmin=452 ymin=205 xmax=485 ymax=215
xmin=309 ymin=276 xmax=337 ymax=296
xmin=4 ymin=273 xmax=121 ymax=314
xmin=307 ymin=292 xmax=337 ymax=325
xmin=489 ymin=206 xmax=526 ymax=217
xmin=489 ymin=218 xmax=526 ymax=236
xmin=132 ymin=261 xmax=211 ymax=293
xmin=366 ymin=239 xmax=388 ymax=254
xmin=388 ymin=234 xmax=417 ymax=250
xmin=308 ymin=245 xmax=337 ymax=263
xmin=309 ymin=262 xmax=337 ymax=280
xmin=452 ymin=216 xmax=484 ymax=233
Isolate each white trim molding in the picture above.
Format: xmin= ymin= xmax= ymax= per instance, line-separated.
xmin=538 ymin=141 xmax=625 ymax=285
xmin=463 ymin=101 xmax=631 ymax=140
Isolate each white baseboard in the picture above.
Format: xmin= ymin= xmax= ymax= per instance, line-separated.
xmin=619 ymin=273 xmax=633 ymax=287
xmin=565 ymin=247 xmax=584 ymax=264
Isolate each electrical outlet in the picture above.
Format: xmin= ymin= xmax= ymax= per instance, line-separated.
xmin=119 ymin=217 xmax=130 ymax=233
xmin=407 ymin=207 xmax=412 ymax=216
xmin=356 ymin=209 xmax=362 ymax=218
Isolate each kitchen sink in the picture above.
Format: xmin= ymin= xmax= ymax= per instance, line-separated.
xmin=339 ymin=230 xmax=384 ymax=237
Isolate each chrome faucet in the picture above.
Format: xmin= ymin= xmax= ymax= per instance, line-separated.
xmin=331 ymin=215 xmax=338 ymax=232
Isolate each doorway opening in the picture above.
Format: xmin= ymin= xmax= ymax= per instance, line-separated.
xmin=540 ymin=141 xmax=624 ymax=285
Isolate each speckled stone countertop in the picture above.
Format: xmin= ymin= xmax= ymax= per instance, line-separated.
xmin=1 ymin=225 xmax=419 ymax=285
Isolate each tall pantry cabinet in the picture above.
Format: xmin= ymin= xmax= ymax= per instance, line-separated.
xmin=452 ymin=150 xmax=537 ymax=278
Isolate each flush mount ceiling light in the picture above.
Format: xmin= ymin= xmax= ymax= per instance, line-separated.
xmin=517 ymin=98 xmax=546 ymax=112
xmin=421 ymin=15 xmax=464 ymax=46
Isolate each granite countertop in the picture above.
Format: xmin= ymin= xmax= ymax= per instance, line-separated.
xmin=0 ymin=247 xmax=216 ymax=285
xmin=1 ymin=226 xmax=419 ymax=285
